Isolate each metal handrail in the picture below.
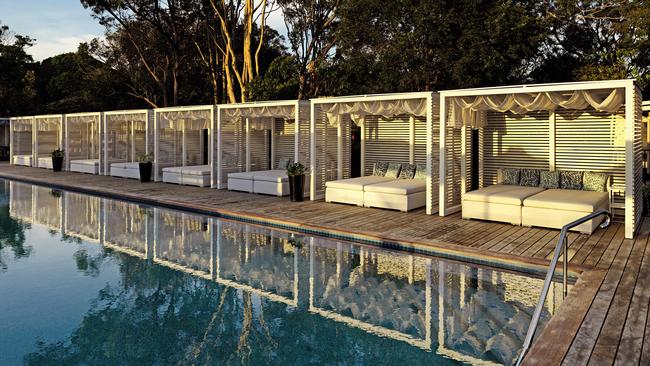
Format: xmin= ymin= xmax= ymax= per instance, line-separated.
xmin=515 ymin=209 xmax=612 ymax=366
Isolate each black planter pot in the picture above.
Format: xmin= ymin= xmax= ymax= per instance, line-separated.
xmin=52 ymin=156 xmax=64 ymax=172
xmin=289 ymin=174 xmax=305 ymax=202
xmin=139 ymin=162 xmax=152 ymax=183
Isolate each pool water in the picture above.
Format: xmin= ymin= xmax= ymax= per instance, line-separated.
xmin=0 ymin=180 xmax=566 ymax=365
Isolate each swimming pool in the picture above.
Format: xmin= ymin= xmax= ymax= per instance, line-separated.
xmin=0 ymin=180 xmax=568 ymax=365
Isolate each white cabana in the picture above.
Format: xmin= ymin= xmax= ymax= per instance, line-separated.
xmin=65 ymin=112 xmax=102 ymax=174
xmin=439 ymin=79 xmax=643 ymax=238
xmin=153 ymin=105 xmax=214 ymax=187
xmin=9 ymin=116 xmax=34 ymax=166
xmin=103 ymin=109 xmax=153 ymax=179
xmin=216 ymin=100 xmax=310 ymax=195
xmin=34 ymin=114 xmax=64 ymax=169
xmin=310 ymin=92 xmax=440 ymax=212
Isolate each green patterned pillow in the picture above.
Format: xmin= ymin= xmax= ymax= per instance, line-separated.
xmin=372 ymin=161 xmax=389 ymax=176
xmin=414 ymin=164 xmax=427 ymax=180
xmin=560 ymin=170 xmax=583 ymax=190
xmin=398 ymin=163 xmax=416 ymax=179
xmin=582 ymin=171 xmax=608 ymax=192
xmin=384 ymin=163 xmax=402 ymax=179
xmin=501 ymin=168 xmax=520 ymax=185
xmin=519 ymin=169 xmax=540 ymax=187
xmin=539 ymin=170 xmax=559 ymax=189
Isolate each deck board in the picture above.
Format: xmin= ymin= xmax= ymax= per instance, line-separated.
xmin=1 ymin=163 xmax=648 ymax=366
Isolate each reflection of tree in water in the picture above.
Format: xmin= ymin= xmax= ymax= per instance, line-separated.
xmin=23 ymin=252 xmax=457 ymax=366
xmin=0 ymin=204 xmax=31 ymax=271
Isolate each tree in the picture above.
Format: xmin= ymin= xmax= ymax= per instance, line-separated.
xmin=0 ymin=22 xmax=37 ymax=116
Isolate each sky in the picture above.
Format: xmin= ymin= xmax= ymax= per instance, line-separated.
xmin=0 ymin=0 xmax=287 ymax=62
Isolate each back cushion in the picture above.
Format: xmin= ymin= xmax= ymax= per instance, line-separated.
xmin=560 ymin=170 xmax=583 ymax=190
xmin=539 ymin=170 xmax=560 ymax=189
xmin=414 ymin=164 xmax=427 ymax=180
xmin=582 ymin=171 xmax=608 ymax=192
xmin=519 ymin=169 xmax=540 ymax=187
xmin=501 ymin=168 xmax=520 ymax=185
xmin=384 ymin=163 xmax=402 ymax=179
xmin=372 ymin=161 xmax=389 ymax=176
xmin=398 ymin=163 xmax=416 ymax=179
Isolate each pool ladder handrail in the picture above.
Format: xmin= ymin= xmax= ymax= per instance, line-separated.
xmin=515 ymin=209 xmax=612 ymax=366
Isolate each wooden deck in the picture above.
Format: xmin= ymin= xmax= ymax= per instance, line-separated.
xmin=1 ymin=163 xmax=649 ymax=366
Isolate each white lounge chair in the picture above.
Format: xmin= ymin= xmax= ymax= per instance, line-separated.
xmin=462 ymin=184 xmax=545 ymax=225
xmin=110 ymin=162 xmax=141 ymax=179
xmin=363 ymin=179 xmax=426 ymax=212
xmin=70 ymin=159 xmax=100 ymax=174
xmin=325 ymin=176 xmax=395 ymax=207
xmin=37 ymin=157 xmax=53 ymax=169
xmin=13 ymin=155 xmax=32 ymax=166
xmin=227 ymin=170 xmax=295 ymax=196
xmin=227 ymin=171 xmax=257 ymax=193
xmin=522 ymin=189 xmax=608 ymax=234
xmin=162 ymin=165 xmax=211 ymax=187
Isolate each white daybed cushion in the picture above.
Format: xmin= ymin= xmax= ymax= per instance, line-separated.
xmin=363 ymin=179 xmax=426 ymax=195
xmin=523 ymin=189 xmax=608 ymax=212
xmin=463 ymin=184 xmax=545 ymax=205
xmin=325 ymin=176 xmax=395 ymax=191
xmin=37 ymin=157 xmax=53 ymax=169
xmin=13 ymin=155 xmax=32 ymax=166
xmin=162 ymin=165 xmax=211 ymax=187
xmin=111 ymin=162 xmax=141 ymax=179
xmin=253 ymin=170 xmax=290 ymax=196
xmin=227 ymin=171 xmax=256 ymax=192
xmin=253 ymin=170 xmax=288 ymax=183
xmin=70 ymin=159 xmax=100 ymax=174
xmin=228 ymin=171 xmax=257 ymax=180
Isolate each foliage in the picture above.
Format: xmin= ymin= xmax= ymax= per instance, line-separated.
xmin=249 ymin=55 xmax=300 ymax=100
xmin=0 ymin=22 xmax=36 ymax=116
xmin=51 ymin=149 xmax=65 ymax=158
xmin=137 ymin=153 xmax=153 ymax=163
xmin=286 ymin=162 xmax=305 ymax=176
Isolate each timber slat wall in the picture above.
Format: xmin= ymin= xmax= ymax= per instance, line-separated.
xmin=1 ymin=164 xmax=649 ymax=366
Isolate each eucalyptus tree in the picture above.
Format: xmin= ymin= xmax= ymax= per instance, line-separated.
xmin=0 ymin=22 xmax=36 ymax=116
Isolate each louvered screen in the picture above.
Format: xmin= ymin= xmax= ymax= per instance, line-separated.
xmin=67 ymin=116 xmax=100 ymax=163
xmin=11 ymin=118 xmax=32 ymax=157
xmin=157 ymin=127 xmax=182 ymax=174
xmin=444 ymin=124 xmax=464 ymax=209
xmin=249 ymin=128 xmax=269 ymax=170
xmin=274 ymin=118 xmax=294 ymax=169
xmin=105 ymin=119 xmax=129 ymax=163
xmin=633 ymin=86 xmax=643 ymax=233
xmin=184 ymin=129 xmax=204 ymax=166
xmin=298 ymin=102 xmax=311 ymax=165
xmin=363 ymin=116 xmax=410 ymax=175
xmin=312 ymin=104 xmax=339 ymax=198
xmin=483 ymin=111 xmax=550 ymax=185
xmin=219 ymin=116 xmax=245 ymax=186
xmin=341 ymin=114 xmax=351 ymax=179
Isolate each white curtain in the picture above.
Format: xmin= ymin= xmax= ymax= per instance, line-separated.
xmin=449 ymin=88 xmax=624 ymax=128
xmin=221 ymin=104 xmax=302 ymax=129
xmin=35 ymin=116 xmax=62 ymax=131
xmin=158 ymin=109 xmax=211 ymax=130
xmin=67 ymin=115 xmax=100 ymax=125
xmin=11 ymin=118 xmax=33 ymax=132
xmin=323 ymin=98 xmax=428 ymax=126
xmin=106 ymin=112 xmax=148 ymax=130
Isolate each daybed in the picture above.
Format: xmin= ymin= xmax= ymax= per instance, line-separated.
xmin=325 ymin=163 xmax=427 ymax=212
xmin=37 ymin=157 xmax=53 ymax=169
xmin=162 ymin=165 xmax=211 ymax=187
xmin=462 ymin=169 xmax=609 ymax=234
xmin=228 ymin=170 xmax=301 ymax=197
xmin=13 ymin=155 xmax=33 ymax=167
xmin=110 ymin=162 xmax=140 ymax=179
xmin=70 ymin=159 xmax=100 ymax=174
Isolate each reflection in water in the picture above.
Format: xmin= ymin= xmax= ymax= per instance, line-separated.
xmin=3 ymin=181 xmax=567 ymax=365
xmin=0 ymin=181 xmax=31 ymax=271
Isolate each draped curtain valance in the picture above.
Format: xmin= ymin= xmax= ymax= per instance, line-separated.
xmin=158 ymin=109 xmax=211 ymax=130
xmin=221 ymin=104 xmax=308 ymax=129
xmin=36 ymin=117 xmax=62 ymax=131
xmin=106 ymin=113 xmax=148 ymax=130
xmin=67 ymin=115 xmax=100 ymax=125
xmin=449 ymin=88 xmax=624 ymax=128
xmin=323 ymin=98 xmax=428 ymax=127
xmin=11 ymin=118 xmax=32 ymax=132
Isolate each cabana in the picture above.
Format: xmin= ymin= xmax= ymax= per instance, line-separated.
xmin=0 ymin=118 xmax=9 ymax=161
xmin=63 ymin=191 xmax=103 ymax=243
xmin=153 ymin=105 xmax=214 ymax=186
xmin=65 ymin=112 xmax=102 ymax=174
xmin=310 ymin=92 xmax=440 ymax=212
xmin=103 ymin=109 xmax=153 ymax=179
xmin=9 ymin=116 xmax=34 ymax=166
xmin=216 ymin=100 xmax=310 ymax=196
xmin=33 ymin=114 xmax=64 ymax=169
xmin=439 ymin=79 xmax=643 ymax=238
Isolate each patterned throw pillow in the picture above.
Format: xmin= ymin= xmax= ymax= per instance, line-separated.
xmin=519 ymin=169 xmax=540 ymax=187
xmin=384 ymin=163 xmax=402 ymax=179
xmin=398 ymin=163 xmax=416 ymax=179
xmin=539 ymin=170 xmax=560 ymax=189
xmin=583 ymin=171 xmax=608 ymax=192
xmin=560 ymin=170 xmax=583 ymax=190
xmin=372 ymin=161 xmax=389 ymax=176
xmin=278 ymin=158 xmax=292 ymax=169
xmin=501 ymin=168 xmax=520 ymax=185
xmin=414 ymin=164 xmax=427 ymax=180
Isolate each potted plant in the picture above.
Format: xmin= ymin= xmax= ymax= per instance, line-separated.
xmin=137 ymin=153 xmax=153 ymax=183
xmin=286 ymin=162 xmax=306 ymax=202
xmin=51 ymin=149 xmax=65 ymax=172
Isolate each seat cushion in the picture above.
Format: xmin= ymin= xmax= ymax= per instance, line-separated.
xmin=253 ymin=170 xmax=288 ymax=183
xmin=325 ymin=176 xmax=395 ymax=191
xmin=463 ymin=184 xmax=545 ymax=205
xmin=71 ymin=159 xmax=99 ymax=166
xmin=363 ymin=179 xmax=426 ymax=195
xmin=523 ymin=189 xmax=608 ymax=212
xmin=111 ymin=162 xmax=140 ymax=170
xmin=163 ymin=165 xmax=210 ymax=176
xmin=228 ymin=171 xmax=256 ymax=180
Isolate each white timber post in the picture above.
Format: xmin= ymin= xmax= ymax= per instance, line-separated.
xmin=9 ymin=119 xmax=13 ymax=165
xmin=624 ymin=83 xmax=635 ymax=239
xmin=460 ymin=124 xmax=467 ymax=198
xmin=426 ymin=94 xmax=433 ymax=215
xmin=210 ymin=106 xmax=216 ymax=189
xmin=245 ymin=117 xmax=250 ymax=171
xmin=181 ymin=120 xmax=187 ymax=167
xmin=337 ymin=118 xmax=343 ymax=180
xmin=549 ymin=111 xmax=556 ymax=171
xmin=154 ymin=111 xmax=159 ymax=181
xmin=131 ymin=118 xmax=136 ymax=162
xmin=64 ymin=117 xmax=69 ymax=169
xmin=270 ymin=117 xmax=276 ymax=169
xmin=294 ymin=103 xmax=300 ymax=163
xmin=439 ymin=94 xmax=447 ymax=216
xmin=310 ymin=102 xmax=316 ymax=200
xmin=32 ymin=117 xmax=38 ymax=166
xmin=217 ymin=109 xmax=223 ymax=189
xmin=360 ymin=120 xmax=366 ymax=176
xmin=409 ymin=115 xmax=415 ymax=164
xmin=104 ymin=113 xmax=109 ymax=175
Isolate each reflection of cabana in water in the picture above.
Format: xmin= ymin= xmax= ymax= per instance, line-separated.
xmin=439 ymin=79 xmax=643 ymax=238
xmin=153 ymin=105 xmax=214 ymax=187
xmin=63 ymin=192 xmax=103 ymax=243
xmin=33 ymin=114 xmax=64 ymax=169
xmin=102 ymin=199 xmax=151 ymax=255
xmin=31 ymin=186 xmax=64 ymax=231
xmin=9 ymin=116 xmax=34 ymax=166
xmin=103 ymin=109 xmax=153 ymax=179
xmin=8 ymin=181 xmax=33 ymax=222
xmin=310 ymin=92 xmax=440 ymax=212
xmin=217 ymin=100 xmax=310 ymax=196
xmin=65 ymin=112 xmax=103 ymax=174
xmin=154 ymin=209 xmax=211 ymax=271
